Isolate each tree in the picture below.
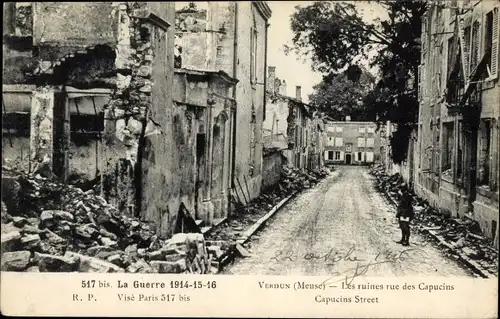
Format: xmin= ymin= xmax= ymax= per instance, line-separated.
xmin=287 ymin=1 xmax=427 ymax=163
xmin=308 ymin=65 xmax=376 ymax=121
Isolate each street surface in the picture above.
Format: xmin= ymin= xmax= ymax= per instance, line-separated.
xmin=224 ymin=166 xmax=473 ymax=277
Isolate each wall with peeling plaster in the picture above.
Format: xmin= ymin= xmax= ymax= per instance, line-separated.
xmin=175 ymin=2 xmax=269 ymax=203
xmin=414 ymin=1 xmax=499 ymax=247
xmin=171 ymin=69 xmax=235 ymax=228
xmin=139 ymin=4 xmax=179 ymax=237
xmin=263 ymin=96 xmax=292 ymax=139
xmin=231 ymin=2 xmax=267 ymax=201
xmin=2 ymin=3 xmax=35 ymax=84
xmin=33 ymin=3 xmax=117 ymax=47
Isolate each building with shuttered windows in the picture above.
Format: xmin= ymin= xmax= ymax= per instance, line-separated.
xmin=415 ymin=0 xmax=499 ymax=248
xmin=324 ymin=118 xmax=380 ymax=165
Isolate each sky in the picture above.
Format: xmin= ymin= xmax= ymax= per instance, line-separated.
xmin=267 ymin=1 xmax=388 ymax=103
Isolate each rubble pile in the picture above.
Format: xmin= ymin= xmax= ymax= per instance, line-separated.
xmin=369 ymin=163 xmax=498 ymax=276
xmin=1 ymin=165 xmax=331 ymax=273
xmin=1 ymin=169 xmax=209 ymax=274
xmin=280 ymin=166 xmax=331 ymax=193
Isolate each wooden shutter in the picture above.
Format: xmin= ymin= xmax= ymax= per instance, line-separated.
xmin=470 ymin=20 xmax=480 ymax=74
xmin=463 ymin=25 xmax=471 ymax=79
xmin=491 ymin=7 xmax=499 ymax=79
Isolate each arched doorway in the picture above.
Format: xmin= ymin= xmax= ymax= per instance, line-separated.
xmin=211 ymin=111 xmax=229 ymax=218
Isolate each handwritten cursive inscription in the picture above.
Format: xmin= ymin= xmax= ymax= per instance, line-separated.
xmin=271 ymin=244 xmax=365 ymax=264
xmin=270 ymin=244 xmax=428 ymax=287
xmin=321 ymin=248 xmax=428 ymax=287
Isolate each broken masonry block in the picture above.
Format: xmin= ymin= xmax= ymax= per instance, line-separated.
xmin=12 ymin=216 xmax=28 ymax=228
xmin=40 ymin=211 xmax=55 ymax=228
xmin=127 ymin=118 xmax=143 ymax=135
xmin=139 ymin=84 xmax=152 ymax=93
xmin=65 ymin=251 xmax=125 ymax=273
xmin=164 ymin=253 xmax=185 ymax=262
xmin=150 ymin=260 xmax=182 ymax=273
xmin=235 ymin=243 xmax=251 ymax=258
xmin=87 ymin=245 xmax=117 ymax=257
xmin=22 ymin=224 xmax=43 ymax=234
xmin=125 ymin=243 xmax=138 ymax=255
xmin=94 ymin=249 xmax=122 ymax=260
xmin=1 ymin=250 xmax=31 ymax=271
xmin=48 ymin=210 xmax=74 ymax=222
xmin=26 ymin=266 xmax=40 ymax=272
xmin=137 ymin=65 xmax=152 ymax=77
xmin=20 ymin=234 xmax=41 ymax=250
xmin=1 ymin=231 xmax=22 ymax=253
xmin=106 ymin=254 xmax=124 ymax=267
xmin=100 ymin=237 xmax=118 ymax=247
xmin=147 ymin=249 xmax=164 ymax=261
xmin=35 ymin=252 xmax=79 ymax=272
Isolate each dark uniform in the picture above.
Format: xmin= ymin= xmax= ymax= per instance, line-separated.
xmin=396 ymin=191 xmax=414 ymax=246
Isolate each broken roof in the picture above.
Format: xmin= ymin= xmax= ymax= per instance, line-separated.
xmin=175 ymin=68 xmax=239 ymax=85
xmin=267 ymin=90 xmax=312 ymax=118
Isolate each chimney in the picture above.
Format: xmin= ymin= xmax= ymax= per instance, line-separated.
xmin=279 ymin=80 xmax=287 ymax=96
xmin=295 ymin=85 xmax=302 ymax=101
xmin=267 ymin=66 xmax=276 ymax=94
xmin=345 ymin=115 xmax=351 ymax=121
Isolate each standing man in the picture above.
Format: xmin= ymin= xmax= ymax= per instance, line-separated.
xmin=396 ymin=187 xmax=414 ymax=246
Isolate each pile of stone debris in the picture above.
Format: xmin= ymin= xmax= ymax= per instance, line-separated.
xmin=280 ymin=166 xmax=331 ymax=192
xmin=1 ymin=168 xmax=211 ymax=274
xmin=369 ymin=163 xmax=498 ymax=276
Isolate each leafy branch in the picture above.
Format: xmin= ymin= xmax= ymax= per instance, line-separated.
xmin=287 ymin=0 xmax=426 ymax=163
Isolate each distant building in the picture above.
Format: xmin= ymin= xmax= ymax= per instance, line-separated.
xmin=324 ymin=119 xmax=380 ymax=165
xmin=263 ymin=66 xmax=325 ymax=171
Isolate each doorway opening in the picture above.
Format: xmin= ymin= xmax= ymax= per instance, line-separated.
xmin=345 ymin=153 xmax=352 ymax=165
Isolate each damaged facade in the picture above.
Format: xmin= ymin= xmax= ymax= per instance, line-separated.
xmin=174 ymin=1 xmax=272 ymax=217
xmin=415 ymin=0 xmax=499 ymax=248
xmin=3 ymin=2 xmax=273 ymax=238
xmin=263 ymin=66 xmax=325 ymax=172
xmin=2 ymin=2 xmax=182 ymax=236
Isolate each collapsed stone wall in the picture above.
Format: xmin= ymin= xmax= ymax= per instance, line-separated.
xmin=3 ymin=3 xmax=181 ymax=236
xmin=100 ymin=3 xmax=157 ymax=216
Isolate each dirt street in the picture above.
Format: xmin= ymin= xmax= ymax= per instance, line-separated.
xmin=223 ymin=166 xmax=474 ymax=277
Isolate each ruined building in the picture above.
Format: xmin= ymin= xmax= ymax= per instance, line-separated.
xmin=263 ymin=66 xmax=324 ymax=171
xmin=416 ymin=0 xmax=499 ymax=247
xmin=175 ymin=2 xmax=272 ymax=219
xmin=1 ymin=2 xmax=196 ymax=236
xmin=2 ymin=2 xmax=274 ymax=237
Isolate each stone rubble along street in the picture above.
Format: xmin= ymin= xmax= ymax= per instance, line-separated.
xmin=1 ymin=165 xmax=331 ymax=273
xmin=369 ymin=163 xmax=498 ymax=277
xmin=223 ymin=166 xmax=480 ymax=277
xmin=1 ymin=168 xmax=209 ymax=273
